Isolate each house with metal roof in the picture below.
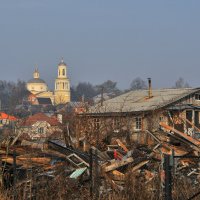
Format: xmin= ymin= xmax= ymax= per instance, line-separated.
xmin=77 ymin=82 xmax=200 ymax=146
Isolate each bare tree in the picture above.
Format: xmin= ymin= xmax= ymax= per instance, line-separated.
xmin=174 ymin=77 xmax=190 ymax=88
xmin=96 ymin=80 xmax=120 ymax=94
xmin=130 ymin=77 xmax=147 ymax=90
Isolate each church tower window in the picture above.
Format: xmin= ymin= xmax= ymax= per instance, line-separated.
xmin=62 ymin=69 xmax=65 ymax=76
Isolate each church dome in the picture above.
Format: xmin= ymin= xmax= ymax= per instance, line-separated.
xmin=27 ymin=78 xmax=46 ymax=84
xmin=26 ymin=68 xmax=48 ymax=94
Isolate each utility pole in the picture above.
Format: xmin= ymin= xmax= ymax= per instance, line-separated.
xmin=89 ymin=148 xmax=93 ymax=199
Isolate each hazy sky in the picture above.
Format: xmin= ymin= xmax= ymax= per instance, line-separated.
xmin=0 ymin=0 xmax=200 ymax=89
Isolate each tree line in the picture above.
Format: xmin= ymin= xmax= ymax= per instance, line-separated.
xmin=71 ymin=77 xmax=191 ymax=101
xmin=0 ymin=77 xmax=191 ymax=113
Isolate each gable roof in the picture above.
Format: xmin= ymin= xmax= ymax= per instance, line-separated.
xmin=88 ymin=88 xmax=200 ymax=115
xmin=19 ymin=113 xmax=60 ymax=126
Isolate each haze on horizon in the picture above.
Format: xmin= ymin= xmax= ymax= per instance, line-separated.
xmin=0 ymin=0 xmax=200 ymax=90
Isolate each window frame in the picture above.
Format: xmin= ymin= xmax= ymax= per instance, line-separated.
xmin=38 ymin=127 xmax=44 ymax=133
xmin=135 ymin=117 xmax=142 ymax=131
xmin=195 ymin=94 xmax=200 ymax=101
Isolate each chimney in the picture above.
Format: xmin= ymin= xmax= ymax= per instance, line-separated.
xmin=148 ymin=78 xmax=152 ymax=98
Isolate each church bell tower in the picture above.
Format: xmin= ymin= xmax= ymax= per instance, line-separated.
xmin=54 ymin=58 xmax=71 ymax=104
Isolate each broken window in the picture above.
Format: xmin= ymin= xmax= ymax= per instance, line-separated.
xmin=195 ymin=94 xmax=200 ymax=100
xmin=135 ymin=117 xmax=142 ymax=130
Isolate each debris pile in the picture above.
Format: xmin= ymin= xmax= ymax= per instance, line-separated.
xmin=1 ymin=126 xmax=200 ymax=199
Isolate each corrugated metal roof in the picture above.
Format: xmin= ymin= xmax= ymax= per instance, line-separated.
xmin=88 ymin=88 xmax=200 ymax=114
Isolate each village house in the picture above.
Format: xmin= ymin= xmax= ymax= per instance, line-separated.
xmin=77 ymin=79 xmax=200 ymax=147
xmin=0 ymin=112 xmax=17 ymax=128
xmin=16 ymin=113 xmax=62 ymax=141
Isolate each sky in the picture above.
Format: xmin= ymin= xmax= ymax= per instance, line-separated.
xmin=0 ymin=0 xmax=200 ymax=90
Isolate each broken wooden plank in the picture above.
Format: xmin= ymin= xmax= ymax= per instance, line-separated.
xmin=116 ymin=139 xmax=128 ymax=152
xmin=103 ymin=157 xmax=134 ymax=172
xmin=103 ymin=172 xmax=124 ymax=191
xmin=146 ymin=130 xmax=161 ymax=144
xmin=111 ymin=170 xmax=125 ymax=181
xmin=91 ymin=146 xmax=110 ymax=160
xmin=131 ymin=160 xmax=149 ymax=172
xmin=179 ymin=115 xmax=200 ymax=133
xmin=160 ymin=122 xmax=200 ymax=147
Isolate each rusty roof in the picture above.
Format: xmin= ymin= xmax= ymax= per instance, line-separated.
xmin=19 ymin=113 xmax=60 ymax=126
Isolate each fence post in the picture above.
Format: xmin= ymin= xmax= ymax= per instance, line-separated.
xmin=164 ymin=154 xmax=173 ymax=200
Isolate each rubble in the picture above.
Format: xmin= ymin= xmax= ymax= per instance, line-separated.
xmin=1 ymin=122 xmax=200 ymax=199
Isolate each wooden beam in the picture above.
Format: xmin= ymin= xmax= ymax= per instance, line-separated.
xmin=116 ymin=139 xmax=129 ymax=152
xmin=160 ymin=122 xmax=200 ymax=147
xmin=131 ymin=160 xmax=149 ymax=172
xmin=103 ymin=157 xmax=134 ymax=172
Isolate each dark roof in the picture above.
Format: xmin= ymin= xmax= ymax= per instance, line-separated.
xmin=27 ymin=78 xmax=46 ymax=84
xmin=37 ymin=98 xmax=52 ymax=105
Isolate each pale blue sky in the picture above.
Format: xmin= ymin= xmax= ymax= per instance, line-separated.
xmin=0 ymin=0 xmax=200 ymax=89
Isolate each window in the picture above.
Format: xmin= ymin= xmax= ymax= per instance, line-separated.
xmin=63 ymin=82 xmax=65 ymax=89
xmin=113 ymin=118 xmax=120 ymax=129
xmin=62 ymin=69 xmax=65 ymax=76
xmin=94 ymin=118 xmax=100 ymax=130
xmin=135 ymin=117 xmax=142 ymax=130
xmin=195 ymin=94 xmax=200 ymax=100
xmin=159 ymin=116 xmax=164 ymax=122
xmin=38 ymin=127 xmax=44 ymax=133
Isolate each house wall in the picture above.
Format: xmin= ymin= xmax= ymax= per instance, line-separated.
xmin=17 ymin=122 xmax=62 ymax=140
xmin=77 ymin=91 xmax=200 ymax=148
xmin=77 ymin=111 xmax=167 ymax=147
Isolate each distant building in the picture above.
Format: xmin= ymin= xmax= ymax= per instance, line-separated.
xmin=17 ymin=113 xmax=62 ymax=140
xmin=0 ymin=112 xmax=17 ymax=128
xmin=26 ymin=58 xmax=71 ymax=105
